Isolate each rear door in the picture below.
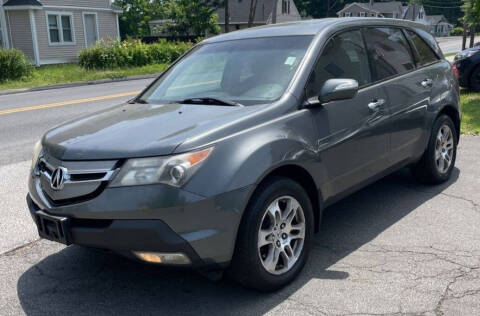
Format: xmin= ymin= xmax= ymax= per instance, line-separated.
xmin=306 ymin=29 xmax=390 ymax=201
xmin=363 ymin=27 xmax=432 ymax=166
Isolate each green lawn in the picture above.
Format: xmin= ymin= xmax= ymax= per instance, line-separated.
xmin=0 ymin=63 xmax=168 ymax=91
xmin=460 ymin=92 xmax=480 ymax=135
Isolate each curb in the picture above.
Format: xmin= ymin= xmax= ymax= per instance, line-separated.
xmin=0 ymin=74 xmax=158 ymax=97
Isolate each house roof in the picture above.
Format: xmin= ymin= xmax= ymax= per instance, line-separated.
xmin=338 ymin=1 xmax=403 ymax=14
xmin=426 ymin=15 xmax=448 ymax=25
xmin=402 ymin=4 xmax=422 ymax=20
xmin=3 ymin=0 xmax=43 ymax=6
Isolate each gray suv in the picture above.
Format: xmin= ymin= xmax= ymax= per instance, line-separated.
xmin=27 ymin=18 xmax=460 ymax=291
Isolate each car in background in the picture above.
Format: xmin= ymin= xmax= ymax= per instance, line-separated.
xmin=27 ymin=18 xmax=460 ymax=292
xmin=453 ymin=46 xmax=480 ymax=91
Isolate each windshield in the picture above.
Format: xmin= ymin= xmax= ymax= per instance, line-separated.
xmin=141 ymin=36 xmax=314 ymax=106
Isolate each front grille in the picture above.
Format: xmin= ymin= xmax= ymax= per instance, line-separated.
xmin=34 ymin=154 xmax=120 ymax=207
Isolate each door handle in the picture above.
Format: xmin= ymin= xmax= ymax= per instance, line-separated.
xmin=368 ymin=98 xmax=385 ymax=111
xmin=421 ymin=78 xmax=433 ymax=88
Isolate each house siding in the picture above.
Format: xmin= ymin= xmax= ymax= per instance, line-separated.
xmin=5 ymin=10 xmax=34 ymax=60
xmin=35 ymin=8 xmax=118 ymax=64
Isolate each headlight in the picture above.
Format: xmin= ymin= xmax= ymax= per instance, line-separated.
xmin=31 ymin=140 xmax=43 ymax=170
xmin=454 ymin=50 xmax=478 ymax=61
xmin=110 ymin=147 xmax=213 ymax=187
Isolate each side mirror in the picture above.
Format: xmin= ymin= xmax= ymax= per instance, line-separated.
xmin=320 ymin=78 xmax=359 ymax=103
xmin=305 ymin=78 xmax=359 ymax=107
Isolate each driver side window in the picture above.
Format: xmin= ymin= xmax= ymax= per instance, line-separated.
xmin=307 ymin=29 xmax=371 ymax=98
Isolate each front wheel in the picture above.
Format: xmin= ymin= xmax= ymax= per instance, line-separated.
xmin=228 ymin=177 xmax=314 ymax=291
xmin=411 ymin=114 xmax=457 ymax=184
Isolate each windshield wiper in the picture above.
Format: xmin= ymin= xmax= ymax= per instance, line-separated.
xmin=179 ymin=97 xmax=244 ymax=107
xmin=128 ymin=98 xmax=149 ymax=104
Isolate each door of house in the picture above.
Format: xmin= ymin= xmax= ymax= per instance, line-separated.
xmin=84 ymin=14 xmax=98 ymax=47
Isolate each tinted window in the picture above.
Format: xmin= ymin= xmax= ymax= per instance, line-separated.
xmin=307 ymin=29 xmax=371 ymax=97
xmin=405 ymin=30 xmax=439 ymax=67
xmin=363 ymin=28 xmax=415 ymax=81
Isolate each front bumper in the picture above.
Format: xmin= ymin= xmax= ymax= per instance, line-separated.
xmin=28 ymin=196 xmax=204 ymax=265
xmin=27 ymin=174 xmax=254 ymax=266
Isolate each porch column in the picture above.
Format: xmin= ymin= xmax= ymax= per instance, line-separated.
xmin=28 ymin=9 xmax=40 ymax=66
xmin=0 ymin=5 xmax=9 ymax=48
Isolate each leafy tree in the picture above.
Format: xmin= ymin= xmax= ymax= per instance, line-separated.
xmin=114 ymin=0 xmax=165 ymax=38
xmin=162 ymin=0 xmax=222 ymax=36
xmin=461 ymin=0 xmax=480 ymax=48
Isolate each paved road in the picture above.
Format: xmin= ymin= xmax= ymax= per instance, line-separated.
xmin=0 ymin=81 xmax=479 ymax=315
xmin=437 ymin=36 xmax=465 ymax=55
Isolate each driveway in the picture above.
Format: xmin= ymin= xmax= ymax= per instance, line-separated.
xmin=0 ymin=81 xmax=479 ymax=315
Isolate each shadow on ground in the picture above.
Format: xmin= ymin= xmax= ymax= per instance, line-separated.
xmin=17 ymin=168 xmax=459 ymax=315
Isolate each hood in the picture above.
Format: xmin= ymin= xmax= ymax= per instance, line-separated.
xmin=42 ymin=102 xmax=264 ymax=160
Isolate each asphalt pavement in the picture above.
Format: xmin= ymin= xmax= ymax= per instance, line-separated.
xmin=0 ymin=79 xmax=479 ymax=315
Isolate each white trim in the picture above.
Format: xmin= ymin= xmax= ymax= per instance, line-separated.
xmin=45 ymin=11 xmax=76 ymax=46
xmin=360 ymin=12 xmax=366 ymax=17
xmin=29 ymin=10 xmax=40 ymax=66
xmin=0 ymin=6 xmax=9 ymax=48
xmin=82 ymin=12 xmax=99 ymax=48
xmin=4 ymin=6 xmax=42 ymax=11
xmin=116 ymin=13 xmax=120 ymax=40
xmin=43 ymin=5 xmax=122 ymax=13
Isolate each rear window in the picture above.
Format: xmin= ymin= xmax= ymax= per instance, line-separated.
xmin=363 ymin=27 xmax=415 ymax=81
xmin=405 ymin=30 xmax=439 ymax=67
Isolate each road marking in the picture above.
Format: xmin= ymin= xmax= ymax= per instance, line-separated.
xmin=0 ymin=91 xmax=140 ymax=116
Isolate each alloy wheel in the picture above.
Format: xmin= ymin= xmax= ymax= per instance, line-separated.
xmin=257 ymin=196 xmax=306 ymax=275
xmin=435 ymin=124 xmax=454 ymax=174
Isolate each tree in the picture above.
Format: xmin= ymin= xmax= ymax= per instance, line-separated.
xmin=114 ymin=0 xmax=165 ymax=38
xmin=224 ymin=0 xmax=230 ymax=33
xmin=162 ymin=0 xmax=222 ymax=36
xmin=461 ymin=0 xmax=480 ymax=48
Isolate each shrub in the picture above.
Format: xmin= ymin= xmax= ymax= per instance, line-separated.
xmin=0 ymin=48 xmax=33 ymax=82
xmin=79 ymin=39 xmax=193 ymax=70
xmin=451 ymin=26 xmax=464 ymax=36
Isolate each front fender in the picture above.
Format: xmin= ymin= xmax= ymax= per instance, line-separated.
xmin=183 ymin=109 xmax=321 ymax=198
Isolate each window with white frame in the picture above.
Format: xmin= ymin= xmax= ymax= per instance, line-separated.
xmin=345 ymin=12 xmax=351 ymax=17
xmin=47 ymin=12 xmax=74 ymax=45
xmin=360 ymin=12 xmax=366 ymax=17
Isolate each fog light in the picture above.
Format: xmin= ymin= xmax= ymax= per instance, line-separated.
xmin=133 ymin=252 xmax=191 ymax=265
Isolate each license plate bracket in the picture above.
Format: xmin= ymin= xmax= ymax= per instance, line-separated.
xmin=35 ymin=210 xmax=71 ymax=245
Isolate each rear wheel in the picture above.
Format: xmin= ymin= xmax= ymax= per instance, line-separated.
xmin=228 ymin=177 xmax=314 ymax=291
xmin=411 ymin=114 xmax=457 ymax=184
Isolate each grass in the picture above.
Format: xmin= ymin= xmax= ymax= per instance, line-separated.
xmin=444 ymin=52 xmax=457 ymax=57
xmin=460 ymin=92 xmax=480 ymax=135
xmin=0 ymin=63 xmax=168 ymax=91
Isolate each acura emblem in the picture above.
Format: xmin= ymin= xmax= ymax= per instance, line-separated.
xmin=50 ymin=167 xmax=68 ymax=190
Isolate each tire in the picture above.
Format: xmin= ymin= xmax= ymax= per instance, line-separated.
xmin=228 ymin=176 xmax=314 ymax=292
xmin=470 ymin=66 xmax=480 ymax=92
xmin=411 ymin=114 xmax=457 ymax=184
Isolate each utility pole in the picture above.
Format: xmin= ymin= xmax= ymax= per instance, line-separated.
xmin=224 ymin=0 xmax=230 ymax=33
xmin=272 ymin=0 xmax=277 ymax=24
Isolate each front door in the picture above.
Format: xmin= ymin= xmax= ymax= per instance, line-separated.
xmin=84 ymin=14 xmax=98 ymax=47
xmin=306 ymin=29 xmax=390 ymax=201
